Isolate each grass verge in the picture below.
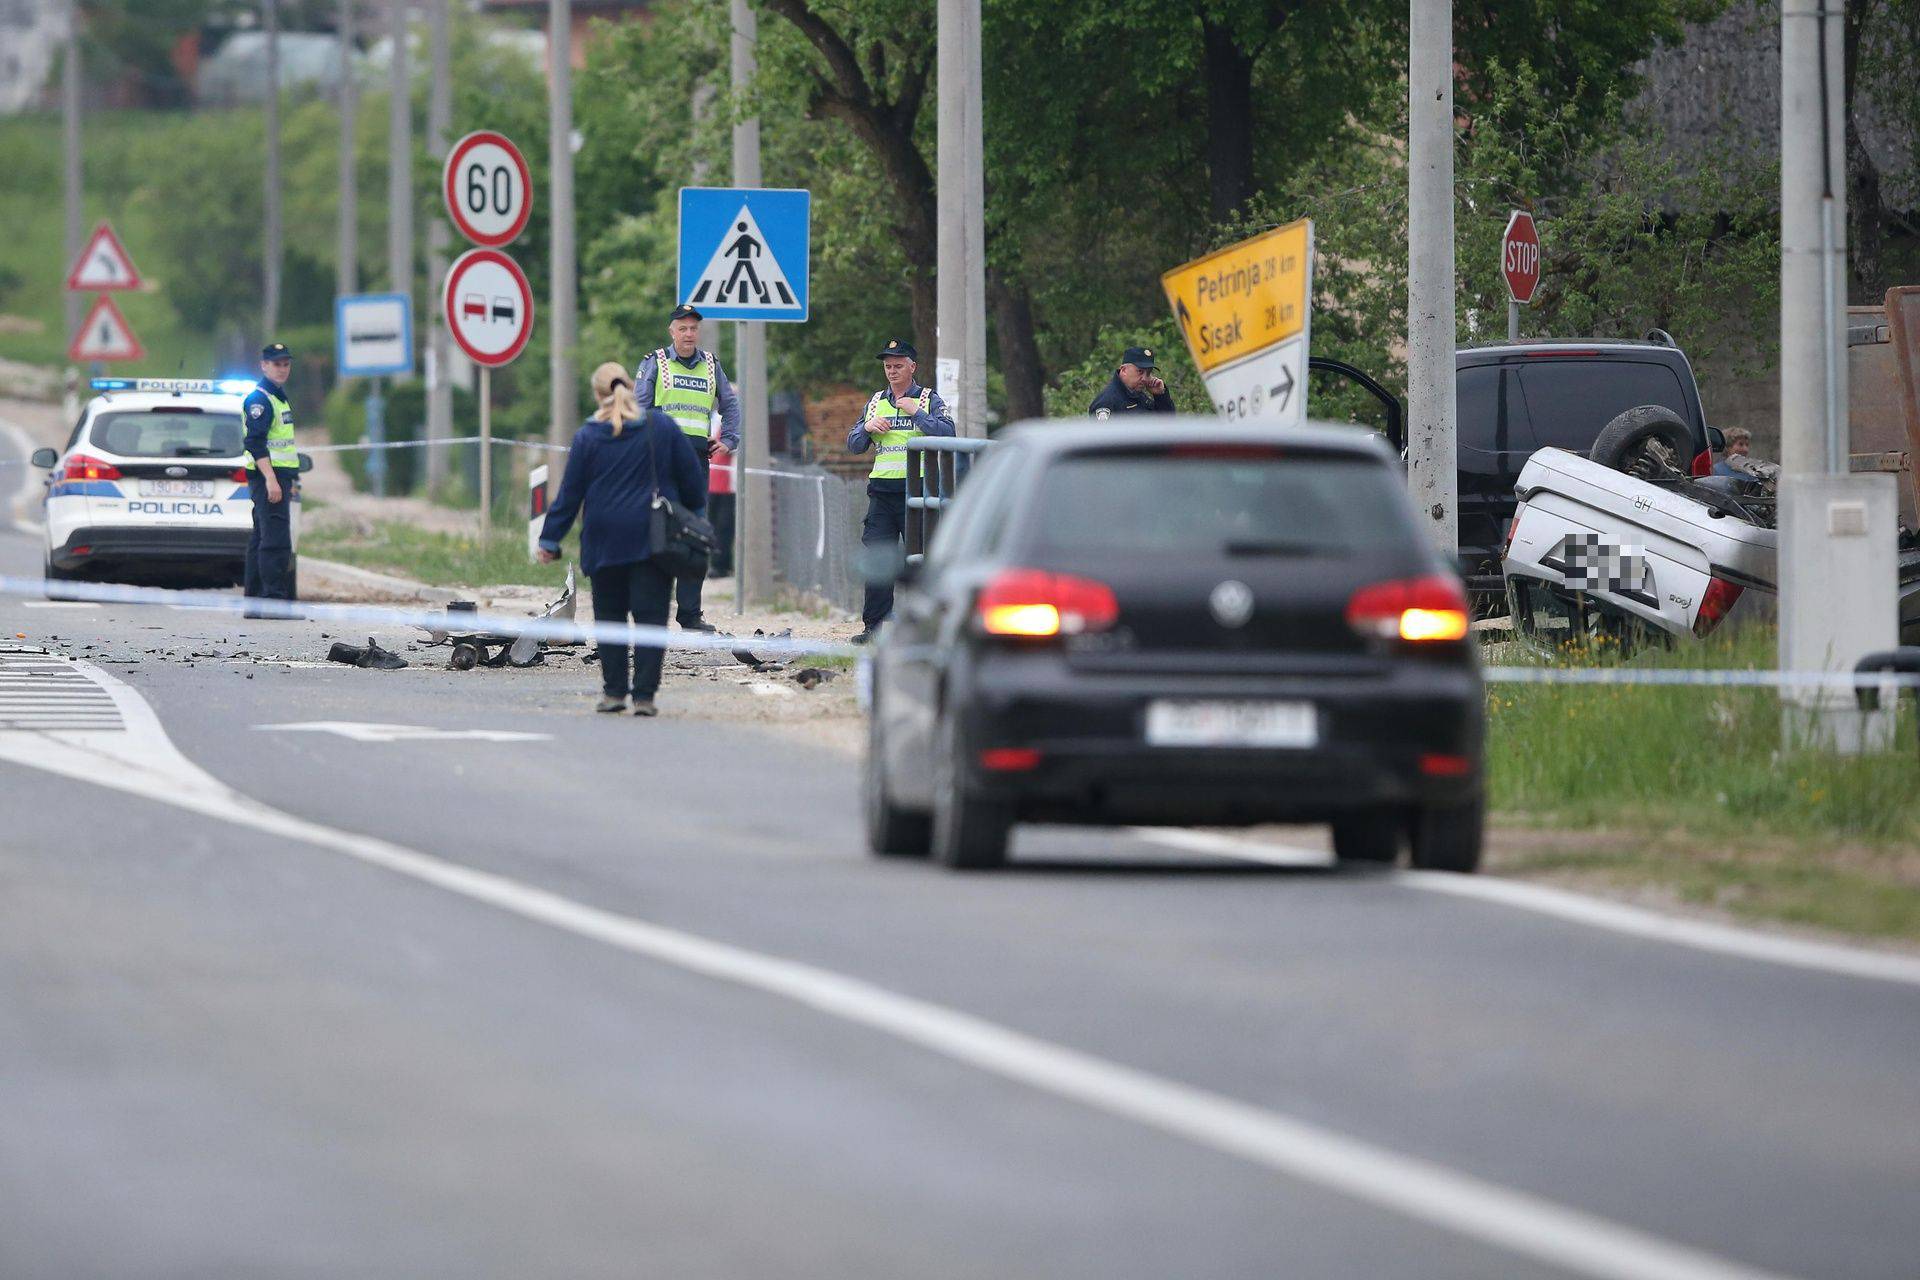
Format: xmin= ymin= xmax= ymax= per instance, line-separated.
xmin=302 ymin=521 xmax=569 ymax=591
xmin=1486 ymin=626 xmax=1920 ymax=942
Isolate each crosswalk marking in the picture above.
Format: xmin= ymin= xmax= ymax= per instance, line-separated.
xmin=0 ymin=647 xmax=124 ymax=732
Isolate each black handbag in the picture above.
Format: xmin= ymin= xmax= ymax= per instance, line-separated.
xmin=645 ymin=419 xmax=717 ymax=576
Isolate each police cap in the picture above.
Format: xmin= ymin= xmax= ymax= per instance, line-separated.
xmin=670 ymin=303 xmax=703 ymax=322
xmin=876 ymin=339 xmax=918 ymax=361
xmin=1120 ymin=346 xmax=1156 ymax=370
xmin=261 ymin=342 xmax=292 ymax=361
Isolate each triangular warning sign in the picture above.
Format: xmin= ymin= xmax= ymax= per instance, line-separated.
xmin=685 ymin=204 xmax=797 ymax=311
xmin=68 ymin=295 xmax=144 ymax=363
xmin=65 ymin=221 xmax=143 ymax=292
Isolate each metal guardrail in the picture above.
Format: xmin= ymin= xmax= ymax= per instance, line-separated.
xmin=905 ymin=437 xmax=993 ymax=563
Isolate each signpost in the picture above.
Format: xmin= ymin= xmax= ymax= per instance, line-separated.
xmin=445 ymin=247 xmax=535 ymax=531
xmin=67 ymin=295 xmax=142 ymax=363
xmin=1160 ymin=217 xmax=1313 ymax=425
xmin=676 ymin=187 xmax=810 ymax=322
xmin=443 ymin=130 xmax=532 ymax=248
xmin=1501 ymin=210 xmax=1540 ymax=342
xmin=335 ymin=293 xmax=414 ymax=377
xmin=64 ymin=221 xmax=142 ymax=293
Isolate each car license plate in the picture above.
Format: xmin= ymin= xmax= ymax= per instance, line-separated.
xmin=139 ymin=480 xmax=213 ymax=498
xmin=1144 ymin=699 xmax=1317 ymax=748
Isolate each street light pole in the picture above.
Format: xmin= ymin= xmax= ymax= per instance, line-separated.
xmin=425 ymin=0 xmax=452 ymax=494
xmin=1406 ymin=0 xmax=1458 ymax=558
xmin=936 ymin=0 xmax=986 ymax=436
xmin=264 ymin=0 xmax=282 ymax=336
xmin=732 ymin=0 xmax=771 ymax=607
xmin=547 ymin=0 xmax=578 ymax=454
xmin=386 ymin=0 xmax=411 ymax=308
xmin=62 ymin=0 xmax=82 ymax=355
xmin=336 ymin=0 xmax=358 ymax=298
xmin=1777 ymin=0 xmax=1895 ymax=751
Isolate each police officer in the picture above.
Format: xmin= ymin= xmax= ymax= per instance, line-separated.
xmin=847 ymin=339 xmax=955 ymax=643
xmin=1089 ymin=345 xmax=1175 ymax=419
xmin=240 ymin=341 xmax=301 ymax=619
xmin=634 ymin=303 xmax=742 ymax=632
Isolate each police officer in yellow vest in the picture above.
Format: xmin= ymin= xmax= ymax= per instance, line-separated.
xmin=239 ymin=341 xmax=300 ymax=619
xmin=634 ymin=304 xmax=742 ymax=632
xmin=846 ymin=339 xmax=955 ymax=643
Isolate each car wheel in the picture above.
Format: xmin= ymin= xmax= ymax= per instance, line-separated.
xmin=1590 ymin=405 xmax=1694 ymax=482
xmin=1331 ymin=813 xmax=1400 ymax=865
xmin=931 ymin=715 xmax=1011 ymax=870
xmin=1409 ymin=796 xmax=1484 ymax=873
xmin=865 ymin=702 xmax=931 ymax=858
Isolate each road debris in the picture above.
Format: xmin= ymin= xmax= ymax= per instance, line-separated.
xmin=327 ymin=637 xmax=410 ymax=670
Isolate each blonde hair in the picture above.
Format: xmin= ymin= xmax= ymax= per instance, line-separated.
xmin=1724 ymin=427 xmax=1752 ymax=446
xmin=592 ymin=361 xmax=640 ymax=435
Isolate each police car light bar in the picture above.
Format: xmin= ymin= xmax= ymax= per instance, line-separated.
xmin=89 ymin=377 xmax=256 ymax=395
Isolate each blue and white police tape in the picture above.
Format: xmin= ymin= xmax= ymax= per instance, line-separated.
xmin=0 ymin=573 xmax=860 ymax=661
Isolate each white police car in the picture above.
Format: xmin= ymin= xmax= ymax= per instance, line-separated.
xmin=30 ymin=378 xmax=308 ymax=593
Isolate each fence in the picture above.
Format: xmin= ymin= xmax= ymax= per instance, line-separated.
xmin=905 ymin=437 xmax=994 ymax=564
xmin=769 ymin=464 xmax=868 ymax=615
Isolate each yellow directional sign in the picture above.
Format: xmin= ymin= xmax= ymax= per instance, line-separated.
xmin=1161 ymin=218 xmax=1312 ymax=375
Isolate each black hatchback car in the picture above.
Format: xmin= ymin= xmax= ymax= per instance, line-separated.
xmin=864 ymin=420 xmax=1485 ymax=871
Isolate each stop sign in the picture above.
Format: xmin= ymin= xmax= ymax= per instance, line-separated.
xmin=1502 ymin=210 xmax=1541 ymax=304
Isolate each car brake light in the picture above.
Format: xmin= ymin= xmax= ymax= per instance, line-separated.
xmin=230 ymin=467 xmax=250 ymax=483
xmin=979 ymin=747 xmax=1042 ymax=772
xmin=1690 ymin=448 xmax=1712 ymax=477
xmin=1693 ymin=576 xmax=1744 ymax=637
xmin=977 ymin=568 xmax=1119 ymax=638
xmin=1502 ymin=508 xmax=1522 ymax=560
xmin=1346 ymin=574 xmax=1471 ymax=643
xmin=63 ymin=454 xmax=121 ymax=482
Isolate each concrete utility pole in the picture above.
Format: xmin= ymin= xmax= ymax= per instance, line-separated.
xmin=337 ymin=0 xmax=358 ymax=297
xmin=264 ymin=0 xmax=282 ymax=336
xmin=1406 ymin=0 xmax=1458 ymax=557
xmin=1778 ymin=0 xmax=1895 ymax=751
xmin=936 ymin=0 xmax=987 ymax=436
xmin=386 ymin=0 xmax=411 ymax=312
xmin=691 ymin=81 xmax=721 ymax=358
xmin=731 ymin=0 xmax=772 ymax=605
xmin=424 ymin=0 xmax=452 ymax=493
xmin=62 ymin=0 xmax=82 ymax=350
xmin=547 ymin=0 xmax=578 ymax=452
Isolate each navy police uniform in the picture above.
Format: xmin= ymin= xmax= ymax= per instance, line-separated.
xmin=1089 ymin=345 xmax=1175 ymax=418
xmin=240 ymin=342 xmax=299 ymax=609
xmin=845 ymin=339 xmax=955 ymax=638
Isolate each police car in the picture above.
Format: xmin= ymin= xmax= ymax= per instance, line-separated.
xmin=29 ymin=378 xmax=308 ymax=593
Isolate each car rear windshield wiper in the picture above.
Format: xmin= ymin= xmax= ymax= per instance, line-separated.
xmin=169 ymin=446 xmax=225 ymax=456
xmin=1222 ymin=539 xmax=1321 ymax=557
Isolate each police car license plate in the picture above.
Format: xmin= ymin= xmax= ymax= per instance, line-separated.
xmin=139 ymin=480 xmax=213 ymax=498
xmin=1144 ymin=699 xmax=1317 ymax=748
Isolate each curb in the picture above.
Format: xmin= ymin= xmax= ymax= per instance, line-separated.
xmin=300 ymin=556 xmax=462 ymax=605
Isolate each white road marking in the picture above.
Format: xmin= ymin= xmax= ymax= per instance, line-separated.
xmin=1131 ymin=830 xmax=1920 ymax=989
xmin=20 ymin=601 xmax=99 ymax=609
xmin=255 ymin=720 xmax=551 ymax=743
xmin=0 ymin=657 xmax=1794 ymax=1280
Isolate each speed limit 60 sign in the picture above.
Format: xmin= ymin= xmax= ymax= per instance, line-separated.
xmin=444 ymin=131 xmax=531 ymax=247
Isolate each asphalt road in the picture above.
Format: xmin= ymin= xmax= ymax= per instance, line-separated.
xmin=2 ymin=432 xmax=1917 ymax=1280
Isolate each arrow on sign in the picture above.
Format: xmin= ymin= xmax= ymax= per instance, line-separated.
xmin=1271 ymin=363 xmax=1295 ymax=413
xmin=1175 ymin=297 xmax=1193 ymax=338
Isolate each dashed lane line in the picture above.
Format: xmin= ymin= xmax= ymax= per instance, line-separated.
xmin=0 ymin=652 xmax=1794 ymax=1280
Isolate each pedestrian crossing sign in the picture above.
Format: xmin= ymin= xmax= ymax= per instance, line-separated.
xmin=677 ymin=187 xmax=809 ymax=322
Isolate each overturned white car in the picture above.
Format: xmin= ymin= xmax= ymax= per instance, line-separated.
xmin=1504 ymin=446 xmax=1920 ymax=651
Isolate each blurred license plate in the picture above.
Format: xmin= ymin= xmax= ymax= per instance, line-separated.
xmin=139 ymin=480 xmax=212 ymax=497
xmin=1144 ymin=700 xmax=1316 ymax=748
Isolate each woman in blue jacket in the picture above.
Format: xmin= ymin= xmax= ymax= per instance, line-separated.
xmin=538 ymin=362 xmax=707 ymax=715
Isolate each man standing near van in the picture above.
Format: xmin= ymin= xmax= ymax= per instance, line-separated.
xmin=635 ymin=303 xmax=742 ymax=631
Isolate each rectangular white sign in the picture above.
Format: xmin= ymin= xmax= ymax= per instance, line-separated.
xmin=1201 ymin=336 xmax=1307 ymax=426
xmin=335 ymin=293 xmax=414 ymax=378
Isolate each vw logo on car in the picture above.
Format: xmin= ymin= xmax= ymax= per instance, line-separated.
xmin=1209 ymin=579 xmax=1254 ymax=628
